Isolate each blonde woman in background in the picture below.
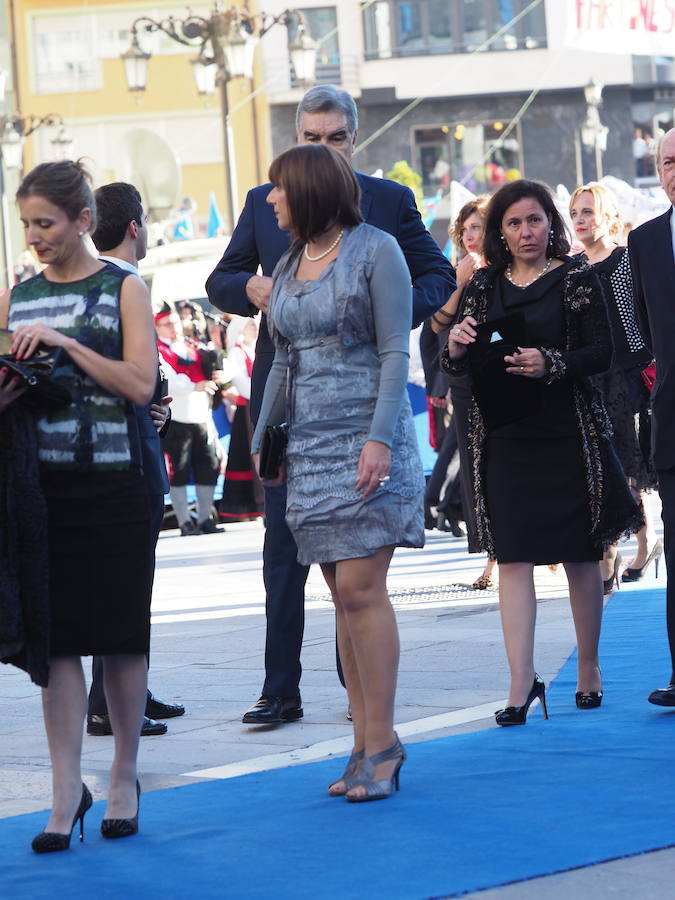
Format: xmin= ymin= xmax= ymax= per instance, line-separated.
xmin=570 ymin=182 xmax=659 ymax=596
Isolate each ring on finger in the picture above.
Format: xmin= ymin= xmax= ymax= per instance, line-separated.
xmin=454 ymin=327 xmax=461 ymax=335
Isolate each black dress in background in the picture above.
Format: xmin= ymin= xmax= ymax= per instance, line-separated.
xmin=580 ymin=248 xmax=655 ymax=491
xmin=483 ymin=261 xmax=601 ymax=565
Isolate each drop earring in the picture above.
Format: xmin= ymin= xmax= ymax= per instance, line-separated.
xmin=548 ymin=228 xmax=554 ymax=249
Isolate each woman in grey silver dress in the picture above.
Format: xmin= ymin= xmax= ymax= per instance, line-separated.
xmin=252 ymin=144 xmax=424 ymax=802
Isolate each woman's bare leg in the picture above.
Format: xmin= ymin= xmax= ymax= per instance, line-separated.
xmin=628 ymin=488 xmax=658 ymax=569
xmin=498 ymin=562 xmax=537 ymax=706
xmin=600 ymin=544 xmax=618 ymax=582
xmin=332 ymin=548 xmax=400 ymax=797
xmin=40 ymin=656 xmax=87 ymax=833
xmin=321 ymin=562 xmax=365 ymax=794
xmin=102 ymin=653 xmax=147 ymax=818
xmin=564 ymin=561 xmax=603 ymax=693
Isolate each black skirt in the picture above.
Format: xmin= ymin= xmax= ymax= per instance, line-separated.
xmin=484 ymin=435 xmax=601 ymax=565
xmin=41 ymin=469 xmax=153 ymax=656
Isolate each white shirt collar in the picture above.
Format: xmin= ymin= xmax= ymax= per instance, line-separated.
xmin=98 ymin=255 xmax=138 ymax=275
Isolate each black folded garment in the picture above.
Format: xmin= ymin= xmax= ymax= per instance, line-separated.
xmin=467 ymin=314 xmax=544 ymax=428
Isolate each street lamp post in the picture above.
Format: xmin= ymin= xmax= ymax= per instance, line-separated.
xmin=0 ymin=113 xmax=73 ymax=287
xmin=120 ymin=3 xmax=317 ymax=233
xmin=580 ymin=78 xmax=609 ymax=181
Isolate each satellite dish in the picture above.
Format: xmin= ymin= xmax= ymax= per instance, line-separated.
xmin=121 ymin=128 xmax=181 ymax=221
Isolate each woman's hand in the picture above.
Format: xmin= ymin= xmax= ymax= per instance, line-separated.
xmin=0 ymin=368 xmax=27 ymax=412
xmin=11 ymin=322 xmax=72 ymax=360
xmin=456 ymin=252 xmax=482 ymax=290
xmin=356 ymin=440 xmax=391 ymax=497
xmin=447 ymin=315 xmax=477 ymax=360
xmin=252 ymin=451 xmax=287 ymax=487
xmin=504 ymin=347 xmax=546 ymax=379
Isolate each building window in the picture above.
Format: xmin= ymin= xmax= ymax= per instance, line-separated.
xmin=30 ymin=5 xmax=211 ymax=95
xmin=288 ymin=7 xmax=340 ymax=86
xmin=632 ymin=55 xmax=675 ymax=86
xmin=632 ymin=96 xmax=674 ymax=183
xmin=363 ymin=0 xmax=546 ymax=59
xmin=414 ymin=121 xmax=522 ymax=195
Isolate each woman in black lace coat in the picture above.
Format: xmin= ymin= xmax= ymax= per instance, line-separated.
xmin=445 ymin=180 xmax=641 ymax=726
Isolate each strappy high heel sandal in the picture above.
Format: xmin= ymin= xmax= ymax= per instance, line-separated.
xmin=346 ymin=734 xmax=406 ymax=803
xmin=32 ymin=783 xmax=92 ymax=854
xmin=327 ymin=748 xmax=364 ymax=796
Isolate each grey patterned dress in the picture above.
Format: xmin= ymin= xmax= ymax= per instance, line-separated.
xmin=252 ymin=223 xmax=425 ymax=566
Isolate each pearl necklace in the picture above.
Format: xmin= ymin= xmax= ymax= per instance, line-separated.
xmin=505 ymin=258 xmax=552 ymax=288
xmin=304 ymin=229 xmax=344 ymax=262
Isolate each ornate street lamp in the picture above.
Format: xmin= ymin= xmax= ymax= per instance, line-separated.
xmin=120 ymin=4 xmax=318 ymax=231
xmin=580 ymin=78 xmax=609 ymax=180
xmin=120 ymin=32 xmax=152 ymax=94
xmin=288 ymin=21 xmax=317 ymax=85
xmin=0 ymin=112 xmax=72 ymax=169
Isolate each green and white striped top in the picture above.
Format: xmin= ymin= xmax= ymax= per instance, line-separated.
xmin=8 ymin=264 xmax=136 ymax=471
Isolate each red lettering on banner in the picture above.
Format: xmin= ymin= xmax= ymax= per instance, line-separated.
xmin=576 ymin=0 xmax=675 ymax=31
xmin=666 ymin=0 xmax=675 ymax=30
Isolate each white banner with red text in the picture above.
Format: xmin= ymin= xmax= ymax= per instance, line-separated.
xmin=565 ymin=0 xmax=675 ymax=54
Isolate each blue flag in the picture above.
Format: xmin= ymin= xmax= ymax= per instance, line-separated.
xmin=207 ymin=191 xmax=224 ymax=238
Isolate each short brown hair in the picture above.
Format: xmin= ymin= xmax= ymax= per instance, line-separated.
xmin=450 ymin=196 xmax=489 ymax=248
xmin=268 ymin=144 xmax=362 ymax=244
xmin=16 ymin=159 xmax=97 ymax=232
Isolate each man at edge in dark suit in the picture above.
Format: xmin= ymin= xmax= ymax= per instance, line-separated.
xmin=628 ymin=127 xmax=675 ymax=706
xmin=206 ymin=85 xmax=455 ymax=725
xmin=87 ymin=182 xmax=186 ymax=735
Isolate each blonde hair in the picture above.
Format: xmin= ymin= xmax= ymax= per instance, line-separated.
xmin=569 ymin=182 xmax=622 ymax=241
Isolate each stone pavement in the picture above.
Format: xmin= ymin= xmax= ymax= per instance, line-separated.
xmin=1 ymin=519 xmax=673 ymax=898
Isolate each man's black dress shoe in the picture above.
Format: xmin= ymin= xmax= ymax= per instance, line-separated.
xmin=87 ymin=714 xmax=168 ymax=736
xmin=648 ymin=684 xmax=675 ymax=707
xmin=242 ymin=695 xmax=303 ymax=725
xmin=145 ymin=691 xmax=185 ymax=719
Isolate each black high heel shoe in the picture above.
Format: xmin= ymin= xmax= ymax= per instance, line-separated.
xmin=495 ymin=675 xmax=549 ymax=726
xmin=603 ymin=553 xmax=622 ymax=595
xmin=101 ymin=780 xmax=141 ymax=839
xmin=576 ymin=690 xmax=603 ymax=709
xmin=31 ymin=783 xmax=92 ymax=854
xmin=621 ymin=541 xmax=663 ymax=582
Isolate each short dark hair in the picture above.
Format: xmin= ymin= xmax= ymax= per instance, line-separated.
xmin=482 ymin=179 xmax=570 ymax=267
xmin=268 ymin=144 xmax=363 ymax=244
xmin=16 ymin=159 xmax=96 ymax=231
xmin=91 ymin=182 xmax=143 ymax=252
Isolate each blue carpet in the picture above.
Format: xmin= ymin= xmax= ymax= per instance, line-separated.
xmin=3 ymin=587 xmax=675 ymax=899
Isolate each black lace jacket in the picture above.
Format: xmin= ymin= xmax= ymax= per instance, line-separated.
xmin=441 ymin=257 xmax=643 ymax=556
xmin=0 ymin=403 xmax=50 ymax=687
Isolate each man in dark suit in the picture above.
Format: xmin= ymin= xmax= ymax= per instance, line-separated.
xmin=87 ymin=182 xmax=186 ymax=735
xmin=206 ymin=85 xmax=454 ymax=724
xmin=628 ymin=127 xmax=675 ymax=706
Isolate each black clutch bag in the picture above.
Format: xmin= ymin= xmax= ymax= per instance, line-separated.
xmin=467 ymin=314 xmax=543 ymax=428
xmin=0 ymin=328 xmax=72 ymax=410
xmin=259 ymin=422 xmax=289 ymax=479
